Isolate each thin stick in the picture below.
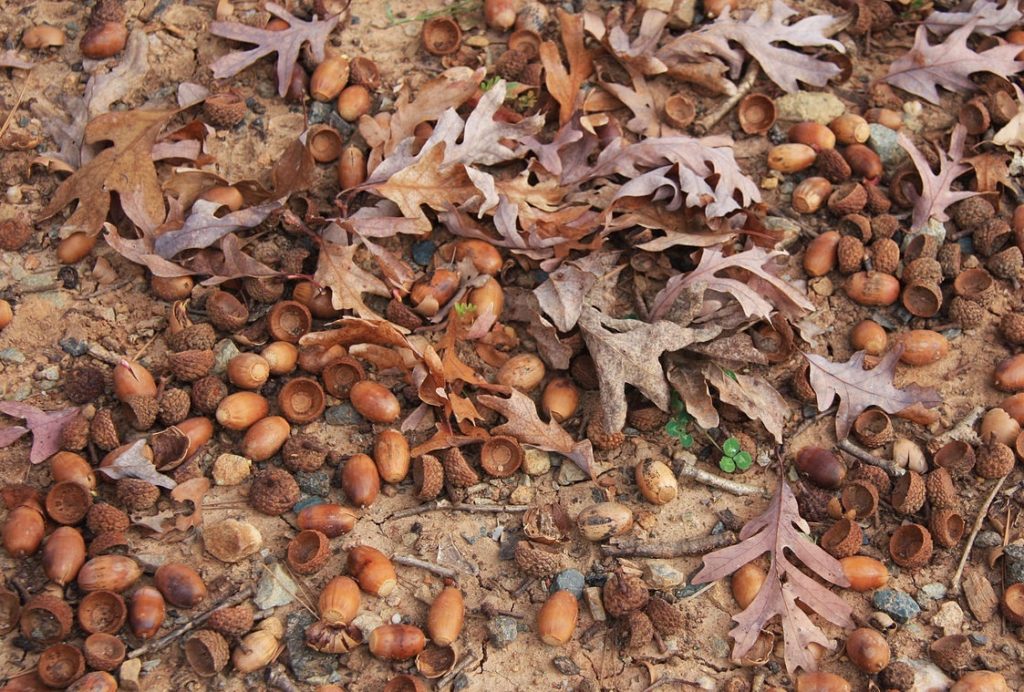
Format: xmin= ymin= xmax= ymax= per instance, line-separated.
xmin=929 ymin=405 xmax=984 ymax=447
xmin=127 ymin=584 xmax=254 ymax=659
xmin=950 ymin=475 xmax=1006 ymax=593
xmin=260 ymin=563 xmax=317 ymax=617
xmin=837 ymin=439 xmax=905 ymax=477
xmin=266 ymin=666 xmax=301 ymax=692
xmin=437 ymin=651 xmax=479 ymax=689
xmin=393 ymin=555 xmax=458 ymax=579
xmin=693 ymin=62 xmax=760 ymax=135
xmin=387 ymin=502 xmax=530 ymax=520
xmin=0 ymin=74 xmax=32 ymax=142
xmin=601 ymin=531 xmax=736 ymax=558
xmin=86 ymin=342 xmax=124 ymax=366
xmin=679 ymin=582 xmax=715 ymax=601
xmin=674 ymin=454 xmax=768 ymax=497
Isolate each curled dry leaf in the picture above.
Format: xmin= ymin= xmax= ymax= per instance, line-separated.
xmin=702 ymin=364 xmax=789 ymax=443
xmin=692 ymin=480 xmax=854 ymax=674
xmin=804 ymin=347 xmax=942 ymax=440
xmin=923 ymin=0 xmax=1022 ymax=37
xmin=97 ymin=439 xmax=178 ymax=489
xmin=209 ymin=2 xmax=341 ymax=97
xmin=0 ymin=402 xmax=79 ymax=465
xmin=153 ymin=200 xmax=280 ymax=259
xmin=134 ymin=478 xmax=210 ymax=535
xmin=540 ymin=9 xmax=595 ymax=126
xmin=897 ymin=124 xmax=978 ymax=232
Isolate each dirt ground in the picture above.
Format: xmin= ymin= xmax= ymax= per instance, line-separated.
xmin=2 ymin=0 xmax=1024 ymax=690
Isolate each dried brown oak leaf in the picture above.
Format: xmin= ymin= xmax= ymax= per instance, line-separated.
xmin=804 ymin=347 xmax=942 ymax=440
xmin=534 ymin=250 xmax=621 ymax=332
xmin=97 ymin=438 xmax=178 ymax=489
xmin=540 ymin=9 xmax=594 ymax=126
xmin=924 ymin=0 xmax=1021 ymax=37
xmin=153 ymin=200 xmax=280 ymax=258
xmin=209 ymin=2 xmax=340 ymax=98
xmin=477 ymin=389 xmax=596 ymax=478
xmin=693 ymin=480 xmax=853 ymax=674
xmin=650 ymin=246 xmax=814 ymax=322
xmin=702 ymin=364 xmax=789 ymax=443
xmin=583 ymin=8 xmax=669 ymax=76
xmin=0 ymin=51 xmax=32 ymax=70
xmin=0 ymin=402 xmax=79 ymax=464
xmin=884 ymin=22 xmax=1024 ymax=105
xmin=38 ymin=109 xmax=176 ymax=237
xmin=898 ymin=124 xmax=978 ymax=232
xmin=578 ymin=306 xmax=720 ymax=435
xmin=134 ymin=477 xmax=210 ymax=535
xmin=657 ymin=0 xmax=844 ymax=93
xmin=314 ymin=224 xmax=390 ymax=320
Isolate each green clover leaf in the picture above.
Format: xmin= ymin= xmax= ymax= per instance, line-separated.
xmin=722 ymin=437 xmax=741 ymax=457
xmin=734 ymin=451 xmax=753 ymax=470
xmin=719 ymin=456 xmax=736 ymax=473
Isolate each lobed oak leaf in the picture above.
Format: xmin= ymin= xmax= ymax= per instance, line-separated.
xmin=313 ymin=225 xmax=391 ymax=320
xmin=884 ymin=23 xmax=1024 ymax=105
xmin=153 ymin=200 xmax=280 ymax=258
xmin=209 ymin=2 xmax=340 ymax=98
xmin=598 ymin=68 xmax=661 ymax=137
xmin=583 ymin=9 xmax=669 ymax=76
xmin=534 ymin=251 xmax=621 ymax=332
xmin=897 ymin=124 xmax=978 ymax=231
xmin=804 ymin=347 xmax=942 ymax=440
xmin=0 ymin=402 xmax=79 ymax=465
xmin=540 ymin=9 xmax=595 ymax=126
xmin=702 ymin=364 xmax=789 ymax=443
xmin=97 ymin=439 xmax=178 ymax=489
xmin=692 ymin=480 xmax=854 ymax=674
xmin=924 ymin=0 xmax=1022 ymax=36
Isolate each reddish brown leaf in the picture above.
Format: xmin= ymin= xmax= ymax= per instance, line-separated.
xmin=0 ymin=402 xmax=78 ymax=465
xmin=692 ymin=480 xmax=854 ymax=674
xmin=540 ymin=10 xmax=595 ymax=126
xmin=97 ymin=439 xmax=177 ymax=489
xmin=898 ymin=124 xmax=977 ymax=231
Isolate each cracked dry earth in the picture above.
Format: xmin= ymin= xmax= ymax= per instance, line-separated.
xmin=3 ymin=0 xmax=1024 ymax=691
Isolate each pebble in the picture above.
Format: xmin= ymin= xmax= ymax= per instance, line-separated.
xmin=775 ymin=91 xmax=846 ymax=124
xmin=509 ymin=485 xmax=534 ymax=505
xmin=352 ymin=612 xmax=385 ymax=638
xmin=969 ymin=633 xmax=988 ymax=646
xmin=644 ymin=561 xmax=686 ymax=589
xmin=551 ymin=656 xmax=580 ymax=675
xmin=295 ymin=470 xmax=332 ymax=498
xmin=550 ymin=569 xmax=585 ymax=598
xmin=59 ymin=337 xmax=89 ymax=357
xmin=255 ymin=563 xmax=299 ymax=609
xmin=37 ymin=365 xmax=60 ymax=381
xmin=584 ymin=587 xmax=606 ymax=621
xmin=285 ymin=610 xmax=334 ymax=682
xmin=487 ymin=615 xmax=519 ymax=648
xmin=867 ymin=124 xmax=907 ymax=170
xmin=918 ymin=582 xmax=948 ymax=603
xmin=873 ymin=589 xmax=921 ymax=623
xmin=0 ymin=348 xmax=25 ymax=364
xmin=930 ymin=601 xmax=964 ymax=636
xmin=764 ymin=216 xmax=800 ymax=249
xmin=212 ymin=339 xmax=240 ymax=376
xmin=412 ymin=240 xmax=436 ymax=266
xmin=212 ymin=453 xmax=251 ymax=486
xmin=325 ymin=403 xmax=361 ymax=426
xmin=557 ymin=460 xmax=587 ymax=485
xmin=1003 ymin=544 xmax=1024 ymax=584
xmin=522 ymin=448 xmax=551 ymax=476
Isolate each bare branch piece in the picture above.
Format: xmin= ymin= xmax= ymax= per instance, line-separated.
xmin=127 ymin=584 xmax=255 ymax=659
xmin=601 ymin=531 xmax=737 ymax=558
xmin=674 ymin=453 xmax=769 ymax=497
xmin=837 ymin=438 xmax=905 ymax=477
xmin=387 ymin=502 xmax=530 ymax=521
xmin=393 ymin=555 xmax=458 ymax=579
xmin=693 ymin=63 xmax=760 ymax=135
xmin=950 ymin=475 xmax=1006 ymax=593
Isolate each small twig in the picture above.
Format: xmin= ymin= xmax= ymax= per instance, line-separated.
xmin=127 ymin=584 xmax=254 ymax=659
xmin=86 ymin=277 xmax=136 ymax=300
xmin=479 ymin=603 xmax=525 ymax=619
xmin=837 ymin=438 xmax=905 ymax=477
xmin=437 ymin=651 xmax=479 ymax=689
xmin=674 ymin=454 xmax=769 ymax=497
xmin=601 ymin=531 xmax=736 ymax=558
xmin=678 ymin=582 xmax=715 ymax=602
xmin=387 ymin=502 xmax=530 ymax=520
xmin=265 ymin=666 xmax=301 ymax=692
xmin=693 ymin=62 xmax=760 ymax=135
xmin=929 ymin=405 xmax=984 ymax=447
xmin=951 ymin=475 xmax=1007 ymax=594
xmin=393 ymin=555 xmax=458 ymax=579
xmin=642 ymin=678 xmax=703 ymax=692
xmin=86 ymin=342 xmax=125 ymax=366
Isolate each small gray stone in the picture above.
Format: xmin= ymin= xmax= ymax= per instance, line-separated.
xmin=557 ymin=460 xmax=587 ymax=485
xmin=325 ymin=403 xmax=361 ymax=426
xmin=919 ymin=582 xmax=948 ymax=602
xmin=873 ymin=589 xmax=921 ymax=623
xmin=552 ymin=656 xmax=580 ymax=675
xmin=1004 ymin=544 xmax=1024 ymax=584
xmin=0 ymin=348 xmax=25 ymax=364
xmin=212 ymin=339 xmax=240 ymax=376
xmin=775 ymin=92 xmax=846 ymax=124
xmin=488 ymin=615 xmax=519 ymax=648
xmin=868 ymin=124 xmax=907 ymax=170
xmin=285 ymin=610 xmax=335 ymax=682
xmin=644 ymin=561 xmax=686 ymax=589
xmin=37 ymin=365 xmax=60 ymax=382
xmin=295 ymin=470 xmax=331 ymax=498
xmin=550 ymin=569 xmax=585 ymax=599
xmin=522 ymin=448 xmax=551 ymax=476
xmin=59 ymin=337 xmax=89 ymax=357
xmin=969 ymin=633 xmax=988 ymax=646
xmin=412 ymin=240 xmax=436 ymax=266
xmin=255 ymin=562 xmax=299 ymax=609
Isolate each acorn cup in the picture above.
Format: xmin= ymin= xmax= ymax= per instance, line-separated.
xmin=413 ymin=454 xmax=444 ymax=500
xmin=37 ymin=643 xmax=86 ymax=688
xmin=422 ymin=16 xmax=462 ymax=55
xmin=840 ymin=480 xmax=878 ymax=519
xmin=663 ymin=94 xmax=696 ymax=129
xmin=738 ymin=93 xmax=776 ymax=135
xmin=287 ymin=530 xmax=331 ymax=575
xmin=890 ymin=470 xmax=926 ymax=514
xmin=77 ymin=590 xmax=127 ymax=634
xmin=932 ymin=440 xmax=976 ymax=477
xmin=20 ymin=594 xmax=74 ymax=644
xmin=930 ymin=509 xmax=965 ymax=548
xmin=889 ymin=523 xmax=933 ymax=568
xmin=268 ymin=300 xmax=312 ymax=343
xmin=416 ymin=644 xmax=457 ymax=679
xmin=322 ymin=356 xmax=366 ymax=399
xmin=278 ymin=377 xmax=326 ymax=424
xmin=184 ymin=629 xmax=230 ymax=677
xmin=820 ymin=519 xmax=862 ymax=559
xmin=83 ymin=632 xmax=126 ymax=671
xmin=852 ymin=409 xmax=894 ymax=448
xmin=480 ymin=435 xmax=524 ymax=477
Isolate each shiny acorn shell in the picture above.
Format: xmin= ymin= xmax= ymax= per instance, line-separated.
xmin=216 ymin=392 xmax=270 ymax=431
xmin=368 ymin=624 xmax=426 ymax=660
xmin=78 ymin=556 xmax=142 ymax=593
xmin=241 ymin=416 xmax=291 ymax=462
xmin=154 ymin=563 xmax=207 ymax=608
xmin=319 ymin=576 xmax=361 ymax=625
xmin=42 ymin=526 xmax=86 ymax=585
xmin=129 ymin=586 xmax=165 ymax=639
xmin=427 ymin=587 xmax=464 ymax=645
xmin=3 ymin=502 xmax=45 ymax=557
xmin=297 ymin=503 xmax=358 ymax=538
xmin=537 ymin=590 xmax=578 ymax=646
xmin=347 ymin=544 xmax=397 ymax=596
xmin=341 ymin=453 xmax=380 ymax=507
xmin=350 ymin=380 xmax=401 ymax=423
xmin=374 ymin=429 xmax=411 ymax=484
xmin=634 ymin=459 xmax=678 ymax=505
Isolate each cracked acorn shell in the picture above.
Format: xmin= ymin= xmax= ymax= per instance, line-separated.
xmin=635 ymin=459 xmax=678 ymax=505
xmin=427 ymin=587 xmax=464 ymax=646
xmin=320 ymin=576 xmax=360 ymax=626
xmin=537 ymin=590 xmax=578 ymax=646
xmin=287 ymin=530 xmax=331 ymax=575
xmin=305 ymin=621 xmax=364 ymax=654
xmin=77 ymin=590 xmax=126 ymax=634
xmin=154 ymin=563 xmax=207 ymax=608
xmin=347 ymin=545 xmax=397 ymax=596
xmin=523 ymin=502 xmax=572 ymax=545
xmin=203 ymin=518 xmax=262 ymax=563
xmin=577 ymin=502 xmax=633 ymax=542
xmin=42 ymin=527 xmax=86 ymax=585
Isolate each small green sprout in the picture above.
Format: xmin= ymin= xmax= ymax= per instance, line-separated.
xmin=453 ymin=302 xmax=477 ymax=317
xmin=665 ymin=393 xmax=693 ymax=448
xmin=718 ymin=436 xmax=753 ymax=474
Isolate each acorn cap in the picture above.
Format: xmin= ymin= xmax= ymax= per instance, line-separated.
xmin=90 ymin=409 xmax=120 ymax=450
xmin=168 ymin=349 xmax=214 ymax=382
xmin=87 ymin=530 xmax=129 ymax=558
xmin=413 ymin=455 xmax=444 ymax=500
xmin=123 ymin=394 xmax=158 ymax=431
xmin=1001 ymin=312 xmax=1024 ymax=345
xmin=20 ymin=594 xmax=74 ymax=643
xmin=929 ymin=508 xmax=965 ymax=548
xmin=61 ymin=413 xmax=91 ymax=451
xmin=949 ymin=297 xmax=986 ymax=329
xmin=988 ymin=246 xmax=1023 ymax=280
xmin=869 ymin=238 xmax=899 ymax=275
xmin=821 ymin=518 xmax=862 ymax=558
xmin=937 ymin=242 xmax=962 ymax=278
xmin=929 ymin=634 xmax=972 ymax=674
xmin=86 ymin=503 xmax=130 ymax=534
xmin=89 ymin=0 xmax=126 ymax=25
xmin=158 ymin=388 xmax=191 ymax=426
xmin=889 ymin=523 xmax=933 ymax=568
xmin=0 ymin=218 xmax=33 ymax=251
xmin=796 ymin=483 xmax=834 ymax=522
xmin=841 ymin=479 xmax=879 ymax=519
xmin=848 ymin=464 xmax=892 ymax=498
xmin=864 ymin=184 xmax=891 ymax=214
xmin=952 ymin=196 xmax=995 ymax=231
xmin=891 ymin=470 xmax=925 ymax=514
xmin=828 ymin=182 xmax=867 ymax=216
xmin=207 ymin=604 xmax=254 ymax=639
xmin=282 ymin=434 xmax=328 ymax=473
xmin=167 ymin=323 xmax=217 ymax=352
xmin=513 ymin=540 xmax=562 ymax=577
xmin=569 ymin=354 xmax=599 ymax=390
xmin=83 ymin=632 xmax=126 ymax=671
xmin=442 ymin=447 xmax=480 ymax=487
xmin=203 ymin=92 xmax=247 ymax=129
xmin=902 ymin=257 xmax=942 ymax=285
xmin=976 ymin=439 xmax=1015 ymax=479
xmin=190 ymin=376 xmax=228 ymax=415
xmin=870 ymin=213 xmax=899 ymax=240
xmin=973 ymin=218 xmax=1011 ymax=257
xmin=816 ymin=147 xmax=852 ymax=183
xmin=286 ymin=530 xmax=331 ymax=575
xmin=185 ymin=629 xmax=230 ymax=677
xmin=64 ymin=365 xmax=107 ymax=404
xmin=243 ymin=276 xmax=284 ymax=304
xmin=45 ymin=480 xmax=92 ymax=524
xmin=932 ymin=440 xmax=976 ymax=478
xmin=116 ymin=478 xmax=160 ymax=511
xmin=837 ymin=235 xmax=865 ymax=274
xmin=644 ymin=597 xmax=684 ymax=635
xmin=586 ymin=419 xmax=625 ymax=450
xmin=924 ymin=467 xmax=958 ymax=509
xmin=279 ymin=248 xmax=310 ymax=275
xmin=878 ymin=661 xmax=915 ymax=690
xmin=626 ymin=407 xmax=670 ymax=432
xmin=602 ymin=573 xmax=649 ymax=617
xmin=249 ymin=467 xmax=300 ymax=515
xmin=205 ymin=290 xmax=249 ymax=332
xmin=619 ymin=610 xmax=654 ymax=650
xmin=494 ymin=48 xmax=528 ymax=81
xmin=385 ymin=299 xmax=423 ymax=331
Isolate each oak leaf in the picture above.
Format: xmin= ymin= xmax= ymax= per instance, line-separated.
xmin=540 ymin=9 xmax=595 ymax=125
xmin=209 ymin=3 xmax=340 ymax=97
xmin=153 ymin=200 xmax=280 ymax=258
xmin=702 ymin=365 xmax=789 ymax=443
xmin=134 ymin=478 xmax=209 ymax=535
xmin=924 ymin=0 xmax=1021 ymax=36
xmin=692 ymin=480 xmax=854 ymax=674
xmin=477 ymin=389 xmax=596 ymax=478
xmin=804 ymin=347 xmax=942 ymax=439
xmin=96 ymin=439 xmax=178 ymax=489
xmin=0 ymin=402 xmax=79 ymax=465
xmin=884 ymin=23 xmax=1024 ymax=104
xmin=534 ymin=251 xmax=621 ymax=332
xmin=578 ymin=306 xmax=720 ymax=434
xmin=584 ymin=8 xmax=669 ymax=76
xmin=38 ymin=108 xmax=176 ymax=237
xmin=313 ymin=225 xmax=391 ymax=320
xmin=897 ymin=124 xmax=977 ymax=231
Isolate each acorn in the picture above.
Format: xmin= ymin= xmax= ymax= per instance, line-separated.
xmin=259 ymin=342 xmax=299 ymax=377
xmin=895 ymin=329 xmax=948 ymax=366
xmin=52 ymin=451 xmax=97 ymax=489
xmin=77 ymin=590 xmax=127 ymax=634
xmin=788 ymin=121 xmax=836 ymax=150
xmin=207 ymin=604 xmax=255 ymax=638
xmin=337 ymin=85 xmax=372 ymax=121
xmin=843 ymin=143 xmax=883 ymax=179
xmin=116 ymin=478 xmax=159 ymax=511
xmin=0 ymin=300 xmax=12 ymax=331
xmin=350 ymin=380 xmax=401 ymax=423
xmin=20 ymin=594 xmax=73 ymax=643
xmin=177 ymin=416 xmax=214 ymax=459
xmin=374 ymin=429 xmax=410 ymax=483
xmin=227 ymin=353 xmax=270 ymax=390
xmin=295 ymin=505 xmax=356 ymax=542
xmin=129 ymin=586 xmax=165 ymax=639
xmin=849 ymin=320 xmax=887 ymax=356
xmin=80 ymin=20 xmax=127 ymax=59
xmin=635 ymin=459 xmax=678 ymax=504
xmin=828 ymin=182 xmax=868 ymax=216
xmin=339 ymin=145 xmax=367 ymax=188
xmin=268 ymin=300 xmax=312 ymax=343
xmin=731 ymin=562 xmax=766 ymax=609
xmin=976 ymin=438 xmax=1015 ymax=478
xmin=845 ymin=271 xmax=900 ymax=305
xmin=951 ymin=672 xmax=1010 ymax=692
xmin=484 ymin=0 xmax=519 ymax=29
xmin=794 ymin=447 xmax=846 ymax=489
xmin=282 ymin=433 xmax=328 ymax=473
xmin=216 ymin=391 xmax=269 ymax=430
xmin=865 ymin=107 xmax=902 ymax=130
xmin=792 ymin=177 xmax=832 ymax=214
xmin=22 ymin=25 xmax=66 ymax=49
xmin=57 ymin=232 xmax=98 ymax=263
xmin=829 ymin=114 xmax=870 ymax=144
xmin=454 ymin=239 xmax=503 ymax=275
xmin=320 ymin=576 xmax=361 ymax=626
xmin=427 ymin=587 xmax=464 ymax=645
xmin=113 ymin=360 xmax=157 ymax=402
xmin=203 ymin=92 xmax=247 ymax=128
xmin=442 ymin=447 xmax=480 ymax=487
xmin=537 ymin=590 xmax=578 ymax=646
xmin=3 ymin=499 xmax=45 ymax=558
xmin=369 ymin=624 xmax=426 ymax=661
xmin=981 ymin=407 xmax=1020 ymax=446
xmin=840 ymin=555 xmax=888 ymax=591
xmin=347 ymin=545 xmax=398 ymax=596
xmin=249 ymin=467 xmax=300 ymax=515
xmin=514 ymin=539 xmax=562 ymax=577
xmin=413 ymin=454 xmax=444 ymax=500
xmin=816 ymin=147 xmax=852 ymax=183
xmin=577 ymin=502 xmax=633 ymax=542
xmin=311 ymin=55 xmax=350 ymax=101
xmin=602 ymin=572 xmax=648 ymax=617
xmin=287 ymin=529 xmax=331 ymax=575
xmin=158 ymin=388 xmax=191 ymax=425
xmin=889 ymin=523 xmax=933 ymax=568
xmin=154 ymin=563 xmax=207 ymax=608
xmin=846 ymin=627 xmax=889 ymax=673
xmin=803 ymin=230 xmax=840 ymax=276
xmin=78 ymin=555 xmax=142 ymax=593
xmin=205 ymin=290 xmax=249 ymax=331
xmin=795 ymin=672 xmax=851 ymax=692
xmin=341 ymin=453 xmax=381 ymax=506
xmin=42 ymin=527 xmax=86 ymax=585
xmin=191 ymin=376 xmax=228 ymax=415
xmin=241 ymin=416 xmax=291 ymax=462
xmin=767 ymin=143 xmax=816 ymax=173
xmin=467 ymin=277 xmax=504 ymax=320
xmin=83 ymin=633 xmax=126 ymax=672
